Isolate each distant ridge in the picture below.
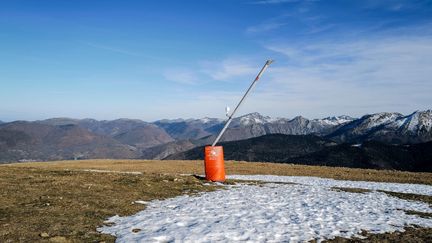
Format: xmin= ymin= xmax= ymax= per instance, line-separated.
xmin=153 ymin=112 xmax=355 ymax=142
xmin=1 ymin=109 xmax=431 ymax=165
xmin=0 ymin=121 xmax=141 ymax=162
xmin=327 ymin=110 xmax=432 ymax=144
xmin=38 ymin=118 xmax=174 ymax=149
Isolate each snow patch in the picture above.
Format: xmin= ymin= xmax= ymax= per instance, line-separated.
xmin=228 ymin=175 xmax=432 ymax=196
xmin=133 ymin=200 xmax=148 ymax=205
xmin=99 ymin=175 xmax=432 ymax=242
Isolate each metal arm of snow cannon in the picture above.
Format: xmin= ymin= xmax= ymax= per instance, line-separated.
xmin=211 ymin=59 xmax=274 ymax=147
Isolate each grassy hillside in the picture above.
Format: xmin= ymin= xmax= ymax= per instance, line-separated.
xmin=167 ymin=134 xmax=432 ymax=172
xmin=1 ymin=160 xmax=431 ymax=242
xmin=167 ymin=134 xmax=336 ymax=161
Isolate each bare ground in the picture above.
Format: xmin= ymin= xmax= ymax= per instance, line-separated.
xmin=1 ymin=159 xmax=431 ymax=242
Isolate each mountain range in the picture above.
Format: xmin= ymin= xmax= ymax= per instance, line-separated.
xmin=155 ymin=112 xmax=355 ymax=142
xmin=0 ymin=121 xmax=140 ymax=162
xmin=1 ymin=110 xmax=431 ymax=169
xmin=327 ymin=111 xmax=432 ymax=144
xmin=38 ymin=118 xmax=174 ymax=149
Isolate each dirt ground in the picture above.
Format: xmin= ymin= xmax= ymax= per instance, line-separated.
xmin=8 ymin=159 xmax=432 ymax=185
xmin=1 ymin=159 xmax=431 ymax=242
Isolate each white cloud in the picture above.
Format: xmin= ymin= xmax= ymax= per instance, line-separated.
xmin=246 ymin=22 xmax=287 ymax=34
xmin=163 ymin=57 xmax=260 ymax=85
xmin=244 ymin=8 xmax=325 ymax=35
xmin=201 ymin=58 xmax=259 ymax=81
xmin=266 ymin=36 xmax=432 ymax=85
xmin=163 ymin=68 xmax=200 ymax=85
xmin=155 ymin=34 xmax=432 ymax=119
xmin=361 ymin=0 xmax=423 ymax=12
xmin=259 ymin=35 xmax=432 ymax=117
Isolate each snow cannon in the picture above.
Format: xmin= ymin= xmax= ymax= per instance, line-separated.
xmin=204 ymin=146 xmax=225 ymax=182
xmin=204 ymin=60 xmax=273 ymax=182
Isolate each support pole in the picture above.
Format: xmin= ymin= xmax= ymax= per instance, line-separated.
xmin=211 ymin=59 xmax=273 ymax=147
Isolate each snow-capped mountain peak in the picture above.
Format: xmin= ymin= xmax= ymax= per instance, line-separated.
xmin=317 ymin=116 xmax=355 ymax=126
xmin=153 ymin=110 xmax=431 ymax=144
xmin=360 ymin=112 xmax=403 ymax=130
xmin=392 ymin=110 xmax=432 ymax=132
xmin=237 ymin=112 xmax=273 ymax=125
xmin=196 ymin=117 xmax=223 ymax=124
xmin=328 ymin=110 xmax=432 ymax=144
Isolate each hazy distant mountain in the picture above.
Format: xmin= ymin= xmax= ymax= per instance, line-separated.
xmin=113 ymin=124 xmax=174 ymax=149
xmin=154 ymin=112 xmax=355 ymax=144
xmin=38 ymin=118 xmax=174 ymax=149
xmin=144 ymin=111 xmax=351 ymax=160
xmin=0 ymin=121 xmax=140 ymax=162
xmin=40 ymin=117 xmax=149 ymax=136
xmin=37 ymin=117 xmax=82 ymax=126
xmin=230 ymin=113 xmax=354 ymax=132
xmin=36 ymin=113 xmax=356 ymax=147
xmin=218 ymin=113 xmax=354 ymax=142
xmin=167 ymin=134 xmax=432 ymax=172
xmin=154 ymin=117 xmax=223 ymax=140
xmin=141 ymin=140 xmax=196 ymax=160
xmin=327 ymin=110 xmax=432 ymax=144
xmin=1 ymin=109 xmax=431 ymax=164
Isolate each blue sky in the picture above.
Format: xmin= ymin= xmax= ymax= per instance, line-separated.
xmin=1 ymin=0 xmax=431 ymax=121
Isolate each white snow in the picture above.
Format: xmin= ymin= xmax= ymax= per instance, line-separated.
xmin=240 ymin=117 xmax=266 ymax=125
xmin=363 ymin=112 xmax=402 ymax=130
xmin=98 ymin=175 xmax=432 ymax=243
xmin=228 ymin=175 xmax=432 ymax=196
xmin=237 ymin=113 xmax=274 ymax=126
xmin=197 ymin=117 xmax=223 ymax=124
xmin=133 ymin=201 xmax=148 ymax=205
xmin=407 ymin=112 xmax=420 ymax=132
xmin=199 ymin=117 xmax=211 ymax=123
xmin=378 ymin=110 xmax=432 ymax=133
xmin=318 ymin=116 xmax=354 ymax=126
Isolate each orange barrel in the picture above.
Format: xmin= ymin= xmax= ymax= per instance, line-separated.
xmin=204 ymin=146 xmax=226 ymax=182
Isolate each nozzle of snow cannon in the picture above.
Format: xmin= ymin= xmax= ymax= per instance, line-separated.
xmin=266 ymin=59 xmax=274 ymax=65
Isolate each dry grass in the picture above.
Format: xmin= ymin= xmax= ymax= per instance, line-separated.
xmin=377 ymin=191 xmax=432 ymax=206
xmin=331 ymin=187 xmax=372 ymax=194
xmin=0 ymin=165 xmax=218 ymax=242
xmin=404 ymin=210 xmax=432 ymax=219
xmin=1 ymin=159 xmax=432 ymax=242
xmin=7 ymin=159 xmax=432 ymax=185
xmin=323 ymin=226 xmax=432 ymax=243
